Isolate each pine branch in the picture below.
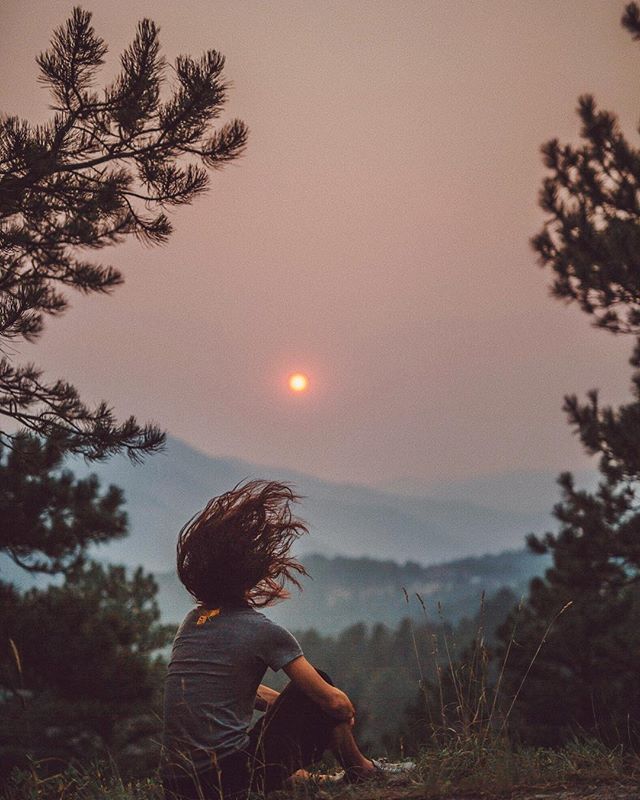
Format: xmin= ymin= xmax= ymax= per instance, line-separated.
xmin=0 ymin=7 xmax=248 ymax=460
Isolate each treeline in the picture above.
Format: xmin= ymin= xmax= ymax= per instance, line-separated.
xmin=291 ymin=577 xmax=640 ymax=754
xmin=271 ymin=550 xmax=545 ymax=632
xmin=154 ymin=548 xmax=548 ymax=634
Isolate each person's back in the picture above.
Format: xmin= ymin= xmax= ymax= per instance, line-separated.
xmin=162 ymin=602 xmax=302 ymax=773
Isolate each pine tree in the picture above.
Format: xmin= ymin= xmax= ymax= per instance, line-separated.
xmin=0 ymin=9 xmax=246 ymax=776
xmin=496 ymin=2 xmax=640 ymax=747
xmin=0 ymin=432 xmax=175 ymax=777
xmin=497 ymin=476 xmax=640 ymax=745
xmin=0 ymin=7 xmax=247 ymax=461
xmin=0 ymin=562 xmax=174 ymax=776
xmin=530 ymin=2 xmax=640 ymax=484
xmin=0 ymin=432 xmax=127 ymax=574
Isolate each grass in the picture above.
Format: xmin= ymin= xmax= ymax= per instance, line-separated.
xmin=353 ymin=590 xmax=640 ymax=797
xmin=2 ymin=762 xmax=163 ymax=800
xmin=4 ymin=739 xmax=639 ymax=800
xmin=411 ymin=735 xmax=638 ymax=797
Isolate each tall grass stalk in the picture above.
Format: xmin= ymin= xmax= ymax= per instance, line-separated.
xmin=404 ymin=590 xmax=574 ymax=750
xmin=400 ymin=591 xmax=638 ymax=796
xmin=485 ymin=594 xmax=524 ymax=737
xmin=402 ymin=587 xmax=436 ymax=734
xmin=498 ymin=599 xmax=573 ymax=735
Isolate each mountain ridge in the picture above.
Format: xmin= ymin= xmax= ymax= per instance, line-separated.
xmin=68 ymin=436 xmax=571 ymax=572
xmin=154 ymin=548 xmax=550 ymax=633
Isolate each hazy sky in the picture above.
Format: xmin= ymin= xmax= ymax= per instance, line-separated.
xmin=1 ymin=1 xmax=638 ymax=488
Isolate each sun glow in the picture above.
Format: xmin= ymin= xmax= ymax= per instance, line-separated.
xmin=288 ymin=372 xmax=309 ymax=393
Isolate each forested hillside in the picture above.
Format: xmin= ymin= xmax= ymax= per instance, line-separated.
xmin=155 ymin=549 xmax=549 ymax=633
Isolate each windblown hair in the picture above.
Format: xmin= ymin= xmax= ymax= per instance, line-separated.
xmin=177 ymin=480 xmax=309 ymax=608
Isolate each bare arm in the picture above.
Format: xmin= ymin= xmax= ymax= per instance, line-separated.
xmin=255 ymin=684 xmax=280 ymax=711
xmin=283 ymin=656 xmax=355 ymax=723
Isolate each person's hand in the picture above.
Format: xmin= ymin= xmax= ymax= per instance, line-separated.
xmin=326 ymin=687 xmax=356 ymax=723
xmin=255 ymin=684 xmax=280 ymax=711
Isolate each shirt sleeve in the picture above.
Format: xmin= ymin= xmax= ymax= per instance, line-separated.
xmin=258 ymin=618 xmax=303 ymax=672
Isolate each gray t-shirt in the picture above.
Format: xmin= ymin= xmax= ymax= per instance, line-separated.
xmin=162 ymin=603 xmax=303 ymax=773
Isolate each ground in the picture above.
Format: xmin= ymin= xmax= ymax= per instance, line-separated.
xmin=292 ymin=779 xmax=640 ymax=800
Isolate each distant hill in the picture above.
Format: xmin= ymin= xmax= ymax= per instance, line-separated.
xmin=0 ymin=546 xmax=548 ymax=636
xmin=64 ymin=436 xmax=566 ymax=573
xmin=155 ymin=549 xmax=550 ymax=634
xmin=1 ymin=435 xmax=568 ymax=635
xmin=384 ymin=468 xmax=599 ymax=516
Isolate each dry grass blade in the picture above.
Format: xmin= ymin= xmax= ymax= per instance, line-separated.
xmin=485 ymin=594 xmax=525 ymax=737
xmin=500 ymin=600 xmax=573 ymax=733
xmin=436 ymin=600 xmax=464 ymax=729
xmin=9 ymin=637 xmax=22 ymax=676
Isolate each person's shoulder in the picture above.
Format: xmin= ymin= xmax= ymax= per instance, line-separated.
xmin=235 ymin=607 xmax=294 ymax=636
xmin=232 ymin=605 xmax=274 ymax=626
xmin=248 ymin=610 xmax=302 ymax=669
xmin=172 ymin=606 xmax=201 ymax=637
xmin=180 ymin=607 xmax=201 ymax=625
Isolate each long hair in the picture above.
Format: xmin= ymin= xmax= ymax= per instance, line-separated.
xmin=176 ymin=479 xmax=308 ymax=608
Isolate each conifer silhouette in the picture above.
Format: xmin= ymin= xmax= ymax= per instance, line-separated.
xmin=497 ymin=2 xmax=640 ymax=746
xmin=0 ymin=7 xmax=247 ymax=461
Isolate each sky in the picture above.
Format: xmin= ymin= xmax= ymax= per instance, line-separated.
xmin=1 ymin=0 xmax=638 ymax=489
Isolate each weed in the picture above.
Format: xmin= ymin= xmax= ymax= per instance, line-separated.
xmin=3 ymin=760 xmax=163 ymax=800
xmin=401 ymin=587 xmax=575 ymax=751
xmin=413 ymin=735 xmax=637 ymax=797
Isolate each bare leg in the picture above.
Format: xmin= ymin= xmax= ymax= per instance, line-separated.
xmin=253 ymin=670 xmax=377 ymax=788
xmin=284 ymin=724 xmax=374 ymax=786
xmin=329 ymin=722 xmax=375 ymax=780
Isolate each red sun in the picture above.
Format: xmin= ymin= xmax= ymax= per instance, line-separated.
xmin=288 ymin=372 xmax=309 ymax=393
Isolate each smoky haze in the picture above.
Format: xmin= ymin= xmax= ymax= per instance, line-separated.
xmin=0 ymin=0 xmax=637 ymax=488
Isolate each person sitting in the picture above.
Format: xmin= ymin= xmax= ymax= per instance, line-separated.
xmin=161 ymin=479 xmax=378 ymax=800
